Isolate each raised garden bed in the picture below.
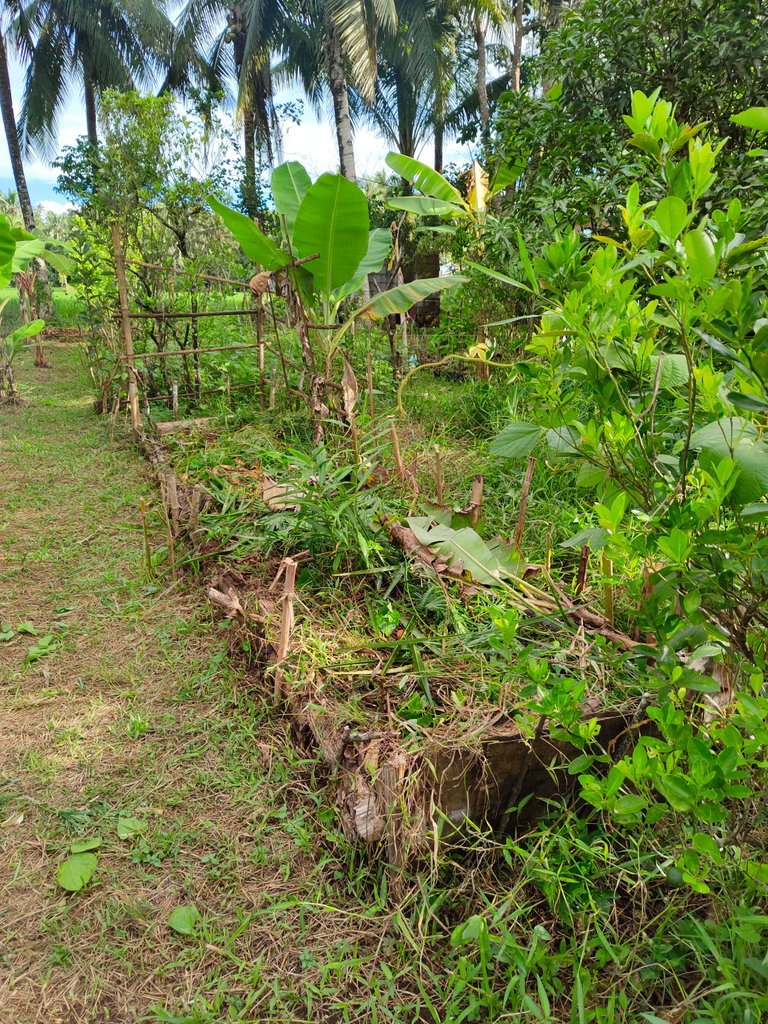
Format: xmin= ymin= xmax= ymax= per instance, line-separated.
xmin=137 ymin=415 xmax=644 ymax=866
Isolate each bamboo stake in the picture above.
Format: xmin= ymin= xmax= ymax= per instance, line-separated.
xmin=366 ymin=351 xmax=375 ymax=419
xmin=172 ymin=382 xmax=178 ymax=420
xmin=576 ymin=546 xmax=590 ymax=595
xmin=602 ymin=552 xmax=615 ymax=625
xmin=111 ymin=222 xmax=140 ymax=437
xmin=434 ymin=446 xmax=444 ymax=505
xmin=257 ymin=294 xmax=265 ymax=413
xmin=389 ymin=417 xmax=406 ymax=484
xmin=514 ymin=456 xmax=537 ymax=554
xmin=108 ymin=393 xmax=119 ymax=452
xmin=140 ymin=499 xmax=153 ymax=579
xmin=158 ymin=477 xmax=176 ymax=576
xmin=165 ymin=472 xmax=180 ymax=534
xmin=274 ymin=557 xmax=298 ymax=703
xmin=469 ymin=474 xmax=484 ymax=527
xmin=188 ymin=486 xmax=202 ymax=549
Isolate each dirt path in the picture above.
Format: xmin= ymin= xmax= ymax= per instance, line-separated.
xmin=0 ymin=349 xmax=399 ymax=1024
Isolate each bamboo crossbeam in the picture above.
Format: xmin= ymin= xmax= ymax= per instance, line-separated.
xmin=120 ymin=341 xmax=265 ymax=361
xmin=146 ymin=381 xmax=261 ymax=402
xmin=116 ymin=307 xmax=258 ymax=321
xmin=125 ymin=260 xmax=256 ymax=290
xmin=123 ymin=251 xmax=320 ymax=290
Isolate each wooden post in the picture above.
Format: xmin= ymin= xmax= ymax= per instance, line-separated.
xmin=111 ymin=222 xmax=140 ymax=437
xmin=172 ymin=382 xmax=179 ymax=420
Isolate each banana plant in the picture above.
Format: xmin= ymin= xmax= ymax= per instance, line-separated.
xmin=0 ymin=216 xmax=50 ymax=401
xmin=384 ymin=153 xmax=524 ymax=233
xmin=209 ymin=160 xmax=464 ymax=336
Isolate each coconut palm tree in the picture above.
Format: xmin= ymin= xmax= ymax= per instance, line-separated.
xmin=0 ymin=2 xmax=37 ymax=229
xmin=354 ymin=0 xmax=458 ymax=167
xmin=254 ymin=0 xmax=443 ymax=181
xmin=16 ymin=0 xmax=173 ymax=154
xmin=171 ymin=0 xmax=282 ymax=217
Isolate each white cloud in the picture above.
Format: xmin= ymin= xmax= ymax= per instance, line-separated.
xmin=38 ymin=199 xmax=74 ymax=214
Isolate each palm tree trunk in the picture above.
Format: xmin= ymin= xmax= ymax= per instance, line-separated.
xmin=242 ymin=104 xmax=258 ymax=219
xmin=512 ymin=0 xmax=525 ymax=91
xmin=325 ymin=21 xmax=356 ymax=181
xmin=0 ymin=34 xmax=35 ymax=231
xmin=474 ymin=13 xmax=490 ymax=144
xmin=434 ymin=121 xmax=444 ymax=173
xmin=84 ymin=75 xmax=98 ymax=148
xmin=0 ymin=32 xmax=54 ymax=323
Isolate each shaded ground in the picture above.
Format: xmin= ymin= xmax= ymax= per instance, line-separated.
xmin=0 ymin=347 xmax=415 ymax=1024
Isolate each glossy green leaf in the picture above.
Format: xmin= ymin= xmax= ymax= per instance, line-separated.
xmin=731 ymin=107 xmax=768 ymax=133
xmin=352 ymin=275 xmax=466 ymax=320
xmin=655 ymin=774 xmax=694 ymax=812
xmin=613 ymin=794 xmax=647 ymax=816
xmin=57 ymin=852 xmax=97 ymax=892
xmin=209 ymin=196 xmax=290 ymax=271
xmin=293 ymin=173 xmax=369 ymax=297
xmin=690 ymin=418 xmax=768 ymax=501
xmin=489 ymin=421 xmax=543 ymax=458
xmin=652 ymin=352 xmax=689 ymax=388
xmin=491 ymin=159 xmax=526 ymax=194
xmin=270 ymin=160 xmax=311 ymax=240
xmin=560 ymin=527 xmax=610 ymax=551
xmin=385 ymin=153 xmax=463 ymax=204
xmin=651 ymin=196 xmax=688 ymax=245
xmin=683 ymin=228 xmax=716 ymax=280
xmin=689 ymin=417 xmax=758 ymax=451
xmin=465 ymin=259 xmax=532 ymax=292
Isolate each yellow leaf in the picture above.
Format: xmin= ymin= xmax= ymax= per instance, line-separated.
xmin=465 ymin=161 xmax=489 ymax=215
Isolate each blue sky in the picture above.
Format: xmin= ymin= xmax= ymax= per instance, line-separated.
xmin=3 ymin=40 xmax=470 ymax=212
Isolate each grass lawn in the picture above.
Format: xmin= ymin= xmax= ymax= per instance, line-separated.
xmin=2 ymin=344 xmax=766 ymax=1024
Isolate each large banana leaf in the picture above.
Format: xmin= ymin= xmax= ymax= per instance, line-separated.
xmin=332 ymin=228 xmax=392 ymax=304
xmin=12 ymin=239 xmax=45 ymax=273
xmin=387 ymin=196 xmax=462 ymax=217
xmin=292 ymin=173 xmax=370 ymax=297
xmin=0 ymin=217 xmax=16 ymax=287
xmin=385 ymin=153 xmax=463 ymax=205
xmin=407 ymin=517 xmax=518 ymax=586
xmin=271 ymin=161 xmax=312 ymax=240
xmin=38 ymin=246 xmax=74 ymax=277
xmin=209 ymin=196 xmax=290 ymax=271
xmin=353 ymin=274 xmax=466 ymax=320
